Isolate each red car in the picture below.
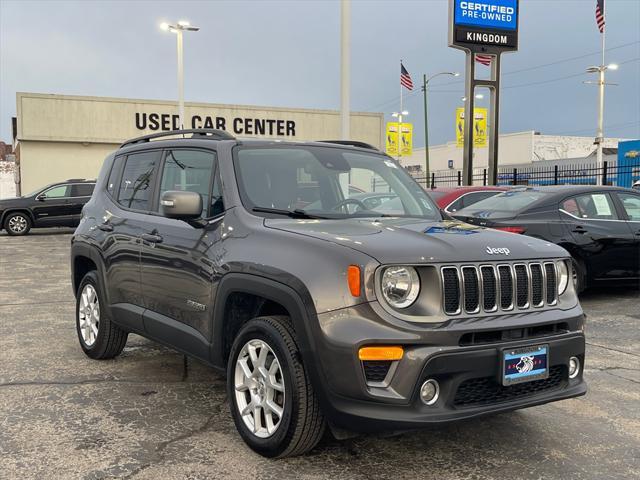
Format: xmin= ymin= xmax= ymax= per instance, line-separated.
xmin=426 ymin=186 xmax=508 ymax=214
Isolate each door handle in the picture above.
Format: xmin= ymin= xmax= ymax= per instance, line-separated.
xmin=97 ymin=223 xmax=113 ymax=232
xmin=141 ymin=233 xmax=163 ymax=244
xmin=572 ymin=225 xmax=587 ymax=234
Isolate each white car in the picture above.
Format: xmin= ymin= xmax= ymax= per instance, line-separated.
xmin=633 ymin=180 xmax=640 ymax=191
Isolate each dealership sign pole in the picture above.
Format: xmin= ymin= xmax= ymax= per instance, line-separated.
xmin=448 ymin=0 xmax=519 ymax=185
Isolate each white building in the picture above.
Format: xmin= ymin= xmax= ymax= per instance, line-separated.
xmin=401 ymin=130 xmax=622 ymax=173
xmin=13 ymin=92 xmax=384 ymax=195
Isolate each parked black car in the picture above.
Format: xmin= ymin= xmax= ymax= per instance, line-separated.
xmin=71 ymin=130 xmax=585 ymax=458
xmin=0 ymin=179 xmax=95 ymax=235
xmin=453 ymin=186 xmax=640 ymax=292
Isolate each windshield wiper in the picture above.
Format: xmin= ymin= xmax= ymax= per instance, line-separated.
xmin=252 ymin=207 xmax=329 ymax=219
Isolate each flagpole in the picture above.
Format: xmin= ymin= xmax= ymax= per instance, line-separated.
xmin=596 ymin=25 xmax=605 ymax=184
xmin=399 ymin=60 xmax=403 ymax=164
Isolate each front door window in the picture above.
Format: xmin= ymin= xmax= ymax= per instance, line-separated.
xmin=42 ymin=185 xmax=69 ymax=198
xmin=159 ymin=149 xmax=219 ymax=218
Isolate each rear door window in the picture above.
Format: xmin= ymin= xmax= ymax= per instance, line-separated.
xmin=562 ymin=193 xmax=619 ymax=220
xmin=70 ymin=184 xmax=95 ymax=197
xmin=117 ymin=151 xmax=159 ymax=211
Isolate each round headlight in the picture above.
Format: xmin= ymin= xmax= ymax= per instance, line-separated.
xmin=557 ymin=260 xmax=569 ymax=295
xmin=381 ymin=266 xmax=420 ymax=309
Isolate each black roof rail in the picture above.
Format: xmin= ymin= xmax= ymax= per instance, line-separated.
xmin=317 ymin=140 xmax=379 ymax=151
xmin=65 ymin=178 xmax=93 ymax=182
xmin=119 ymin=129 xmax=235 ymax=149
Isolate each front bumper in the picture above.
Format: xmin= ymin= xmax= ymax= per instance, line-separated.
xmin=312 ymin=302 xmax=586 ymax=432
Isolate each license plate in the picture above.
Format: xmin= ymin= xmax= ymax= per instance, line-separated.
xmin=502 ymin=344 xmax=549 ymax=386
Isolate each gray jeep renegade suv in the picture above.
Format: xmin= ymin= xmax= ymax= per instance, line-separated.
xmin=71 ymin=129 xmax=586 ymax=458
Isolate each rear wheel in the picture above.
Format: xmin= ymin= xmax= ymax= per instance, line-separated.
xmin=227 ymin=316 xmax=325 ymax=458
xmin=76 ymin=271 xmax=128 ymax=359
xmin=4 ymin=212 xmax=31 ymax=235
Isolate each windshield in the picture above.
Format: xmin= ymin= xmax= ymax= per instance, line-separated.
xmin=233 ymin=146 xmax=440 ymax=220
xmin=457 ymin=190 xmax=549 ymax=215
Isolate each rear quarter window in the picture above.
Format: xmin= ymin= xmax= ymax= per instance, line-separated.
xmin=106 ymin=156 xmax=125 ymax=197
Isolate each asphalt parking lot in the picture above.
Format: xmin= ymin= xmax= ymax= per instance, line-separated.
xmin=1 ymin=229 xmax=639 ymax=480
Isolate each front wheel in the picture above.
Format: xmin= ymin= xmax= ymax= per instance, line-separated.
xmin=227 ymin=316 xmax=325 ymax=458
xmin=4 ymin=212 xmax=31 ymax=235
xmin=571 ymin=256 xmax=587 ymax=294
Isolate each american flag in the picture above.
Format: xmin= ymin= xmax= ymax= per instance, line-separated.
xmin=476 ymin=54 xmax=492 ymax=66
xmin=595 ymin=0 xmax=605 ymax=33
xmin=400 ymin=63 xmax=414 ymax=91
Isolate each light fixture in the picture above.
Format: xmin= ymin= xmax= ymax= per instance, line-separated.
xmin=380 ymin=266 xmax=420 ymax=309
xmin=420 ymin=379 xmax=440 ymax=405
xmin=461 ymin=94 xmax=484 ymax=102
xmin=569 ymin=357 xmax=581 ymax=379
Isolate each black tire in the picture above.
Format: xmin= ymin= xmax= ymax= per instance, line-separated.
xmin=571 ymin=256 xmax=587 ymax=294
xmin=75 ymin=271 xmax=128 ymax=359
xmin=4 ymin=212 xmax=31 ymax=236
xmin=227 ymin=315 xmax=326 ymax=458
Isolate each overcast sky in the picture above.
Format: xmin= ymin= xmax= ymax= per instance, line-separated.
xmin=1 ymin=0 xmax=639 ymax=148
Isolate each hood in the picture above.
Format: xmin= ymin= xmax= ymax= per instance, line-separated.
xmin=0 ymin=196 xmax=31 ymax=206
xmin=265 ymin=217 xmax=567 ymax=264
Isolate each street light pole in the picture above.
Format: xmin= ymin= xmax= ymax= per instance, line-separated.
xmin=160 ymin=20 xmax=200 ymax=130
xmin=585 ymin=60 xmax=618 ymax=185
xmin=340 ymin=0 xmax=350 ymax=141
xmin=422 ymin=74 xmax=430 ymax=186
xmin=176 ymin=29 xmax=184 ymax=129
xmin=422 ymin=72 xmax=459 ymax=188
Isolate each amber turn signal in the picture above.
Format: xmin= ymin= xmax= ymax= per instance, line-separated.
xmin=358 ymin=346 xmax=404 ymax=361
xmin=347 ymin=265 xmax=361 ymax=297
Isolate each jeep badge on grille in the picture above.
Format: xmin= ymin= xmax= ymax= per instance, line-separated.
xmin=486 ymin=247 xmax=511 ymax=256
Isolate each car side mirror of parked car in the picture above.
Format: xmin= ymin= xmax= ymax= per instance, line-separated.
xmin=36 ymin=194 xmax=46 ymax=201
xmin=160 ymin=191 xmax=203 ymax=225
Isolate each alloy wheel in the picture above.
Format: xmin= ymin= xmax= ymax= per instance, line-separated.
xmin=234 ymin=339 xmax=286 ymax=438
xmin=8 ymin=215 xmax=27 ymax=234
xmin=78 ymin=284 xmax=100 ymax=347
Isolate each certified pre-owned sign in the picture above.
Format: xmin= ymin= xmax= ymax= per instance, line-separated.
xmin=455 ymin=1 xmax=517 ymax=31
xmin=449 ymin=0 xmax=519 ymax=52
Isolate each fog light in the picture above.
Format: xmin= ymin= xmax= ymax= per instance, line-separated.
xmin=569 ymin=356 xmax=580 ymax=379
xmin=420 ymin=379 xmax=439 ymax=405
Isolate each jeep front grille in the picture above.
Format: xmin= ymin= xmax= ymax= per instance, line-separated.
xmin=545 ymin=263 xmax=557 ymax=305
xmin=442 ymin=267 xmax=461 ymax=314
xmin=441 ymin=262 xmax=559 ymax=316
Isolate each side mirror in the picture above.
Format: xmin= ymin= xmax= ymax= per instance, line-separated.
xmin=36 ymin=194 xmax=46 ymax=201
xmin=160 ymin=191 xmax=202 ymax=220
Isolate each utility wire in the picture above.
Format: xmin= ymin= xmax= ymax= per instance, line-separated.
xmin=370 ymin=55 xmax=640 ymax=110
xmin=358 ymin=41 xmax=640 ymax=112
